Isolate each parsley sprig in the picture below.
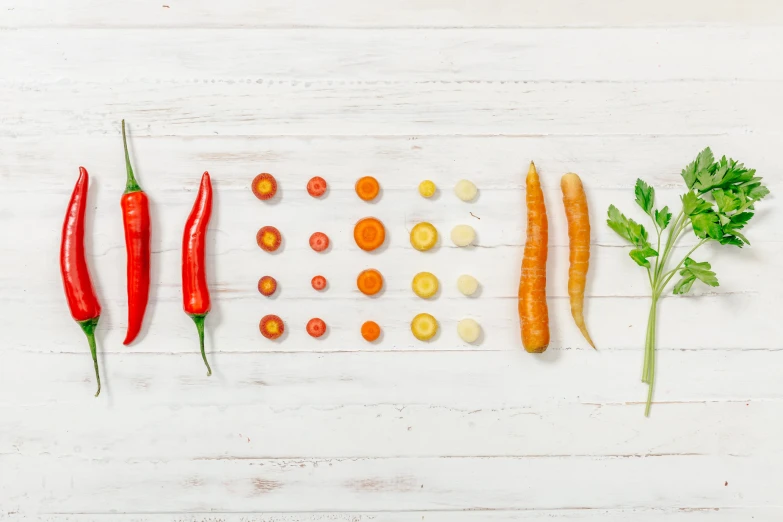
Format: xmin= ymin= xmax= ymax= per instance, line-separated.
xmin=607 ymin=148 xmax=769 ymax=416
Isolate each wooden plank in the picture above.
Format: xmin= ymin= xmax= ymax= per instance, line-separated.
xmin=3 ymin=135 xmax=779 ymax=191
xmin=3 ymin=0 xmax=783 ymax=28
xmin=7 ymin=292 xmax=782 ymax=353
xmin=1 ymin=350 xmax=781 ymax=407
xmin=1 ymin=453 xmax=779 ymax=513
xmin=5 ymin=509 xmax=782 ymax=522
xmin=2 ymin=402 xmax=781 ymax=461
xmin=3 ymin=28 xmax=782 ymax=82
xmin=0 ymin=81 xmax=780 ymax=137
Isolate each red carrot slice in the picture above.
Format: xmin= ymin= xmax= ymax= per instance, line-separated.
xmin=251 ymin=173 xmax=278 ymax=201
xmin=309 ymin=232 xmax=330 ymax=252
xmin=256 ymin=226 xmax=282 ymax=252
xmin=258 ymin=276 xmax=278 ymax=297
xmin=307 ymin=176 xmax=327 ymax=197
xmin=260 ymin=315 xmax=285 ymax=340
xmin=306 ymin=318 xmax=327 ymax=338
xmin=311 ymin=275 xmax=327 ymax=291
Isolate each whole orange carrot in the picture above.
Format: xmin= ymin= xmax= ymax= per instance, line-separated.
xmin=519 ymin=162 xmax=549 ymax=353
xmin=561 ymin=173 xmax=595 ymax=348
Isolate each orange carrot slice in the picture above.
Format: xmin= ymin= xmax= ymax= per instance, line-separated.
xmin=355 ymin=176 xmax=380 ymax=201
xmin=354 ymin=217 xmax=386 ymax=251
xmin=361 ymin=321 xmax=381 ymax=342
xmin=357 ymin=269 xmax=384 ymax=296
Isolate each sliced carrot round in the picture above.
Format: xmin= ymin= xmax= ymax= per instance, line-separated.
xmin=357 ymin=269 xmax=384 ymax=296
xmin=306 ymin=318 xmax=327 ymax=338
xmin=311 ymin=275 xmax=327 ymax=291
xmin=410 ymin=222 xmax=438 ymax=251
xmin=353 ymin=217 xmax=386 ymax=252
xmin=251 ymin=173 xmax=278 ymax=201
xmin=309 ymin=232 xmax=330 ymax=252
xmin=361 ymin=321 xmax=381 ymax=342
xmin=307 ymin=176 xmax=327 ymax=197
xmin=411 ymin=313 xmax=438 ymax=341
xmin=256 ymin=226 xmax=282 ymax=252
xmin=260 ymin=315 xmax=285 ymax=340
xmin=257 ymin=275 xmax=278 ymax=297
xmin=355 ymin=176 xmax=380 ymax=201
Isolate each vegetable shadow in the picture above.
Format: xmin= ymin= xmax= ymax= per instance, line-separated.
xmin=83 ymin=173 xmax=113 ymax=404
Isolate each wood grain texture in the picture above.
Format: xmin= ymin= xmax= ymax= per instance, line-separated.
xmin=4 ymin=0 xmax=783 ymax=27
xmin=1 ymin=1 xmax=781 ymax=520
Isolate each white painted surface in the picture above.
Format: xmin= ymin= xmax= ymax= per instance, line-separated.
xmin=1 ymin=1 xmax=782 ymax=520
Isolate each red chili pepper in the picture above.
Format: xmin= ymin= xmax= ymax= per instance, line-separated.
xmin=60 ymin=167 xmax=102 ymax=396
xmin=120 ymin=120 xmax=151 ymax=345
xmin=182 ymin=172 xmax=213 ymax=375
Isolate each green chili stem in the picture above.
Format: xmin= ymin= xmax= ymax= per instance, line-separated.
xmin=78 ymin=317 xmax=101 ymax=397
xmin=122 ymin=119 xmax=142 ymax=194
xmin=191 ymin=314 xmax=212 ymax=376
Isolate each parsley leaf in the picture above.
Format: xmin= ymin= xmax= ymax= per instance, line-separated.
xmin=607 ymin=205 xmax=649 ymax=248
xmin=691 ymin=211 xmax=723 ymax=240
xmin=681 ymin=147 xmax=714 ymax=189
xmin=681 ymin=191 xmax=713 ymax=217
xmin=629 ymin=246 xmax=658 ymax=268
xmin=654 ymin=206 xmax=671 ymax=230
xmin=672 ymin=274 xmax=696 ymax=295
xmin=681 ymin=258 xmax=719 ymax=287
xmin=634 ymin=179 xmax=655 ymax=215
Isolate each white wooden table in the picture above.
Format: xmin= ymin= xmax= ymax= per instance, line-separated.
xmin=2 ymin=1 xmax=783 ymax=520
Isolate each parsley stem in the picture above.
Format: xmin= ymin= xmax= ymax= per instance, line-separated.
xmin=658 ymin=239 xmax=709 ymax=294
xmin=642 ymin=295 xmax=659 ymax=416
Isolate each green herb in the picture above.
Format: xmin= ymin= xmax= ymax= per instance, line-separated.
xmin=607 ymin=148 xmax=769 ymax=416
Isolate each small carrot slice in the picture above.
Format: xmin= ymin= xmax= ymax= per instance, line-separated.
xmin=418 ymin=180 xmax=436 ymax=198
xmin=357 ymin=269 xmax=384 ymax=296
xmin=258 ymin=275 xmax=277 ymax=297
xmin=307 ymin=176 xmax=327 ymax=197
xmin=256 ymin=226 xmax=282 ymax=252
xmin=311 ymin=275 xmax=327 ymax=291
xmin=260 ymin=314 xmax=285 ymax=340
xmin=361 ymin=321 xmax=381 ymax=342
xmin=410 ymin=222 xmax=438 ymax=251
xmin=355 ymin=176 xmax=380 ymax=201
xmin=251 ymin=173 xmax=278 ymax=201
xmin=519 ymin=162 xmax=549 ymax=353
xmin=309 ymin=232 xmax=330 ymax=252
xmin=354 ymin=217 xmax=386 ymax=251
xmin=561 ymin=172 xmax=595 ymax=349
xmin=306 ymin=318 xmax=327 ymax=338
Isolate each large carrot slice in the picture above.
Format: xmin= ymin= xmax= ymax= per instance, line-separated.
xmin=518 ymin=162 xmax=549 ymax=353
xmin=354 ymin=217 xmax=386 ymax=251
xmin=561 ymin=173 xmax=595 ymax=348
xmin=357 ymin=269 xmax=384 ymax=296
